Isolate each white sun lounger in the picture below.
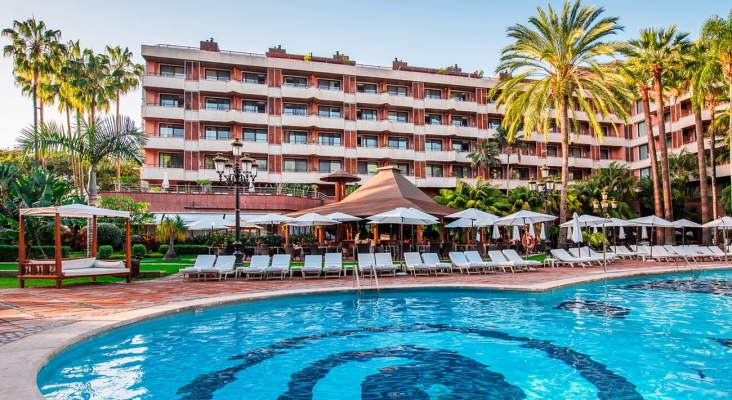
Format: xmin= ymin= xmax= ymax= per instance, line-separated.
xmin=448 ymin=252 xmax=484 ymax=274
xmin=550 ymin=249 xmax=596 ymax=268
xmin=569 ymin=248 xmax=603 ymax=265
xmin=323 ymin=253 xmax=343 ymax=278
xmin=649 ymin=246 xmax=680 ymax=262
xmin=300 ymin=255 xmax=322 ymax=279
xmin=213 ymin=255 xmax=236 ymax=280
xmin=375 ymin=253 xmax=398 ymax=276
xmin=580 ymin=246 xmax=617 ymax=262
xmin=487 ymin=250 xmax=521 ymax=273
xmin=179 ymin=255 xmax=218 ymax=281
xmin=421 ymin=252 xmax=453 ymax=275
xmin=358 ymin=253 xmax=377 ymax=277
xmin=265 ymin=254 xmax=290 ymax=280
xmin=502 ymin=249 xmax=541 ymax=271
xmin=464 ymin=251 xmax=497 ymax=274
xmin=613 ymin=245 xmax=640 ymax=259
xmin=689 ymin=245 xmax=722 ymax=261
xmin=237 ymin=255 xmax=268 ymax=280
xmin=707 ymin=246 xmax=727 ymax=258
xmin=668 ymin=246 xmax=701 ymax=266
xmin=403 ymin=252 xmax=433 ymax=276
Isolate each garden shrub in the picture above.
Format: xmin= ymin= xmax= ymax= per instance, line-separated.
xmin=157 ymin=244 xmax=209 ymax=255
xmin=97 ymin=223 xmax=123 ymax=248
xmin=97 ymin=245 xmax=113 ymax=259
xmin=0 ymin=245 xmax=71 ymax=261
xmin=131 ymin=244 xmax=147 ymax=259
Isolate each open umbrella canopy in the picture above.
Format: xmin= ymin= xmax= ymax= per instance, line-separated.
xmin=288 ymin=213 xmax=339 ymax=226
xmin=601 ymin=218 xmax=637 ymax=228
xmin=185 ymin=216 xmax=233 ymax=230
xmin=618 ymin=226 xmax=626 ymax=239
xmin=559 ymin=214 xmax=607 ymax=228
xmin=445 ymin=218 xmax=477 ymax=228
xmin=247 ymin=213 xmax=294 ymax=225
xmin=513 ymin=226 xmax=521 ymax=241
xmin=702 ymin=216 xmax=732 ymax=229
xmin=224 ymin=220 xmax=264 ymax=230
xmin=492 ymin=225 xmax=501 ymax=239
xmin=570 ymin=213 xmax=584 ymax=243
xmin=367 ymin=207 xmax=439 ymax=225
xmin=540 ymin=224 xmax=546 ymax=240
xmin=494 ymin=210 xmax=556 ymax=226
xmin=446 ymin=208 xmax=498 ymax=221
xmin=325 ymin=212 xmax=362 ymax=222
xmin=673 ymin=219 xmax=702 ymax=228
xmin=641 ymin=227 xmax=648 ymax=239
xmin=628 ymin=215 xmax=675 ymax=227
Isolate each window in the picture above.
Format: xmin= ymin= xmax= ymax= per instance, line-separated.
xmin=159 ymin=94 xmax=182 ymax=107
xmin=319 ymin=160 xmax=342 ymax=173
xmin=453 ymin=165 xmax=472 ymax=178
xmin=387 ymin=85 xmax=408 ymax=96
xmin=450 ymin=92 xmax=467 ymax=101
xmin=490 ymin=168 xmax=503 ymax=179
xmin=663 ymin=112 xmax=671 ymax=123
xmin=638 ymin=144 xmax=649 ymax=160
xmin=488 ymin=119 xmax=501 ymax=129
xmin=568 ymin=147 xmax=583 ymax=158
xmin=452 ymin=140 xmax=471 ymax=152
xmin=452 ymin=116 xmax=468 ymax=127
xmin=357 ymin=161 xmax=379 ymax=175
xmin=243 ymin=129 xmax=267 ymax=143
xmin=639 ymin=167 xmax=651 ymax=178
xmin=160 ymin=65 xmax=184 ymax=78
xmin=425 ymin=89 xmax=442 ymax=99
xmin=318 ymin=106 xmax=341 ymax=118
xmin=205 ymin=69 xmax=230 ymax=81
xmin=284 ymin=76 xmax=307 ymax=88
xmin=357 ymin=83 xmax=377 ymax=94
xmin=253 ymin=157 xmax=267 ymax=172
xmin=635 ymin=100 xmax=643 ymax=115
xmin=357 ymin=109 xmax=378 ymax=120
xmin=425 ymin=139 xmax=443 ymax=151
xmin=203 ymin=154 xmax=217 ymax=169
xmin=637 ymin=121 xmax=646 ymax=137
xmin=204 ymin=126 xmax=230 ymax=140
xmin=390 ymin=163 xmax=410 ymax=175
xmin=387 ymin=111 xmax=408 ymax=123
xmin=425 ymin=114 xmax=442 ymax=125
xmin=318 ymin=79 xmax=341 ymax=91
xmin=600 ymin=148 xmax=609 ymax=160
xmin=667 ymin=136 xmax=672 ymax=149
xmin=284 ymin=159 xmax=308 ymax=173
xmin=388 ymin=137 xmax=408 ymax=150
xmin=159 ymin=153 xmax=183 ymax=168
xmin=159 ymin=124 xmax=184 ymax=138
xmin=205 ymin=97 xmax=230 ymax=111
xmin=569 ymin=170 xmax=583 ymax=181
xmin=358 ymin=136 xmax=378 ymax=148
xmin=284 ymin=104 xmax=307 ymax=116
xmin=598 ymin=126 xmax=609 ymax=137
xmin=243 ymin=72 xmax=266 ymax=84
xmin=546 ymin=145 xmax=558 ymax=157
xmin=318 ymin=133 xmax=342 ymax=146
xmin=288 ymin=131 xmax=308 ymax=144
xmin=512 ymin=168 xmax=530 ymax=180
xmin=426 ymin=164 xmax=443 ymax=177
xmin=242 ymin=100 xmax=266 ymax=113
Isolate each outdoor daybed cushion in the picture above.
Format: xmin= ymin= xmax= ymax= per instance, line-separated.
xmin=60 ymin=258 xmax=129 ymax=276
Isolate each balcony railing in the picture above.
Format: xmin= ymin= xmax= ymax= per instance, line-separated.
xmin=116 ymin=182 xmax=333 ymax=200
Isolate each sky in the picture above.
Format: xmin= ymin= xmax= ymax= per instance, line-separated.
xmin=1 ymin=0 xmax=729 ymax=149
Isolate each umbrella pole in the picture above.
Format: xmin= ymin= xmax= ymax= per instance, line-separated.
xmin=725 ymin=228 xmax=728 ymax=264
xmin=603 ymin=224 xmax=607 ymax=273
xmin=650 ymin=224 xmax=653 ymax=260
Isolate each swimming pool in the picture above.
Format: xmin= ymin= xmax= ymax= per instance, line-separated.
xmin=38 ymin=271 xmax=732 ymax=399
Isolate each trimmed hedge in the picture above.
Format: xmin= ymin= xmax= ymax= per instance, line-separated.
xmin=0 ymin=245 xmax=71 ymax=262
xmin=131 ymin=244 xmax=147 ymax=259
xmin=97 ymin=245 xmax=113 ymax=259
xmin=158 ymin=244 xmax=209 ymax=255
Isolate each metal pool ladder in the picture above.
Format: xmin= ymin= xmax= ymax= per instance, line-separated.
xmin=352 ymin=265 xmax=380 ymax=299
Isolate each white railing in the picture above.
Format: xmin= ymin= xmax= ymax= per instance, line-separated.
xmin=114 ymin=183 xmax=333 ymax=200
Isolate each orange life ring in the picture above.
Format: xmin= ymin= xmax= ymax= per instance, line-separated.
xmin=522 ymin=233 xmax=536 ymax=249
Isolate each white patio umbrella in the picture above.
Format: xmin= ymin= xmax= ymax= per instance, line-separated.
xmin=492 ymin=225 xmax=500 ymax=240
xmin=513 ymin=225 xmax=520 ymax=241
xmin=703 ymin=217 xmax=732 ymax=263
xmin=559 ymin=214 xmax=607 ymax=228
xmin=566 ymin=226 xmax=573 ymax=243
xmin=495 ymin=210 xmax=557 ymax=226
xmin=162 ymin=171 xmax=170 ymax=190
xmin=224 ymin=220 xmax=264 ymax=230
xmin=185 ymin=216 xmax=232 ymax=230
xmin=326 ymin=212 xmax=361 ymax=242
xmin=529 ymin=223 xmax=536 ymax=238
xmin=445 ymin=218 xmax=479 ymax=228
xmin=288 ymin=213 xmax=339 ymax=226
xmin=673 ymin=219 xmax=702 ymax=245
xmin=570 ymin=212 xmax=584 ymax=254
xmin=592 ymin=226 xmax=598 ymax=234
xmin=641 ymin=226 xmax=648 ymax=240
xmin=540 ymin=224 xmax=546 ymax=240
xmin=446 ymin=208 xmax=499 ymax=244
xmin=367 ymin=207 xmax=439 ymax=257
xmin=248 ymin=213 xmax=294 ymax=225
xmin=629 ymin=215 xmax=674 ymax=259
xmin=618 ymin=226 xmax=626 ymax=240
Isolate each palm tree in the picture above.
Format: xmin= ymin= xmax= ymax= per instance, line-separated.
xmin=433 ymin=180 xmax=510 ymax=216
xmin=2 ymin=18 xmax=64 ymax=166
xmin=492 ymin=125 xmax=527 ymax=190
xmin=490 ymin=0 xmax=632 ymax=246
xmin=156 ymin=216 xmax=186 ymax=260
xmin=623 ymin=26 xmax=693 ymax=243
xmin=466 ymin=139 xmax=500 ymax=179
xmin=702 ymin=8 xmax=732 ymax=218
xmin=106 ymin=45 xmax=144 ymax=187
xmin=64 ymin=49 xmax=113 ymax=124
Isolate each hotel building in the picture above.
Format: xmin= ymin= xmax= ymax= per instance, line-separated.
xmin=138 ymin=40 xmax=726 ymax=201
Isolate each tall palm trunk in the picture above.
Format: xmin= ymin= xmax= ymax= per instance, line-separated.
xmin=32 ymin=69 xmax=39 ymax=167
xmin=652 ymin=71 xmax=674 ymax=244
xmin=693 ymin=104 xmax=710 ymax=245
xmin=558 ymin=94 xmax=569 ymax=247
xmin=641 ymin=89 xmax=663 ymax=221
xmin=86 ymin=168 xmax=98 ymax=255
xmin=709 ymin=127 xmax=718 ymax=220
xmin=39 ymin=99 xmax=46 ymax=169
xmin=505 ymin=150 xmax=511 ymax=191
xmin=728 ymin=80 xmax=732 ymax=227
xmin=116 ymin=89 xmax=121 ymax=190
xmin=65 ymin=107 xmax=78 ymax=191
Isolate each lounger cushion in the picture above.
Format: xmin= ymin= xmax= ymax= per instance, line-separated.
xmin=63 ymin=267 xmax=129 ymax=276
xmin=62 ymin=258 xmax=96 ymax=270
xmin=94 ymin=260 xmax=125 ymax=269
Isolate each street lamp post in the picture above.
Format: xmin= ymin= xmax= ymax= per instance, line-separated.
xmin=528 ymin=165 xmax=555 ymax=256
xmin=592 ymin=190 xmax=618 ymax=272
xmin=213 ymin=138 xmax=259 ymax=267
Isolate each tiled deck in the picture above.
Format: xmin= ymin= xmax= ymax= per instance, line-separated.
xmin=1 ymin=259 xmax=729 ymax=346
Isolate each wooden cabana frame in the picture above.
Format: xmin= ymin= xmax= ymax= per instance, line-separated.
xmin=18 ymin=204 xmax=132 ymax=289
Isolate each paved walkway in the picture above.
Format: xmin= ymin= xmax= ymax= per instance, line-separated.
xmin=1 ymin=258 xmax=728 ymax=346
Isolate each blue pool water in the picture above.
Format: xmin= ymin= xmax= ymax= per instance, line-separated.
xmin=38 ymin=271 xmax=732 ymax=399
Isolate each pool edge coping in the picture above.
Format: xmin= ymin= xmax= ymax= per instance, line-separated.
xmin=5 ymin=263 xmax=731 ymax=399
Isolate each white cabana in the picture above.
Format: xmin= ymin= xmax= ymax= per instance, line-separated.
xmin=20 ymin=204 xmax=130 ymax=218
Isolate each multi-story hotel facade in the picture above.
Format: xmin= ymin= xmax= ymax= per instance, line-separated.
xmin=139 ymin=40 xmax=727 ymax=200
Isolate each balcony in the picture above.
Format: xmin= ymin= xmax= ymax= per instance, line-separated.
xmin=146 ymin=136 xmax=185 ymax=150
xmin=240 ymin=111 xmax=269 ymax=125
xmin=424 ymin=124 xmax=449 ymax=136
xmin=198 ymin=108 xmax=237 ymax=123
xmin=383 ymin=93 xmax=414 ymax=108
xmin=568 ymin=157 xmax=595 ymax=169
xmin=142 ymin=74 xmax=184 ymax=90
xmin=356 ymin=146 xmax=390 ymax=159
xmin=385 ymin=120 xmax=415 ymax=134
xmin=280 ymin=143 xmax=345 ymax=157
xmin=355 ymin=119 xmax=383 ymax=131
xmin=446 ymin=125 xmax=480 ymax=138
xmin=281 ymin=114 xmax=345 ymax=130
xmin=143 ymin=105 xmax=184 ymax=120
xmin=355 ymin=92 xmax=384 ymax=105
xmin=281 ymin=86 xmax=345 ymax=102
xmin=424 ymin=150 xmax=458 ymax=163
xmin=447 ymin=98 xmax=478 ymax=113
xmin=280 ymin=172 xmax=323 ymax=183
xmin=416 ymin=176 xmax=457 ymax=188
xmin=424 ymin=98 xmax=448 ymax=110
